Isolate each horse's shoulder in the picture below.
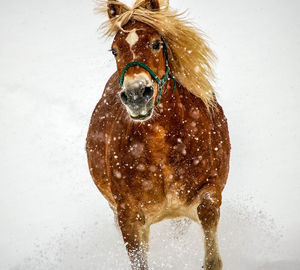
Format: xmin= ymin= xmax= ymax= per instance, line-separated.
xmin=87 ymin=72 xmax=121 ymax=135
xmin=91 ymin=72 xmax=121 ymax=114
xmin=103 ymin=72 xmax=120 ymax=96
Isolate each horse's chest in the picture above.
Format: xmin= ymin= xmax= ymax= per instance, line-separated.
xmin=111 ymin=124 xmax=172 ymax=183
xmin=109 ymin=124 xmax=196 ymax=205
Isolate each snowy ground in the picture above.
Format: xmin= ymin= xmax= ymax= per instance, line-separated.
xmin=0 ymin=0 xmax=299 ymax=269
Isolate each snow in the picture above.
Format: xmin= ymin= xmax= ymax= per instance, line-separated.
xmin=114 ymin=170 xmax=122 ymax=179
xmin=0 ymin=0 xmax=300 ymax=269
xmin=137 ymin=164 xmax=146 ymax=171
xmin=129 ymin=143 xmax=144 ymax=158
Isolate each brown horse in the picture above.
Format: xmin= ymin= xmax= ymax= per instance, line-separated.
xmin=86 ymin=0 xmax=230 ymax=269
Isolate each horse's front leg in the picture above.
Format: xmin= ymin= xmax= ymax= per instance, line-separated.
xmin=197 ymin=185 xmax=223 ymax=270
xmin=117 ymin=206 xmax=150 ymax=270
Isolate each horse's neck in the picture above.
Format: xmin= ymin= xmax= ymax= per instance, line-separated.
xmin=156 ymin=79 xmax=186 ymax=121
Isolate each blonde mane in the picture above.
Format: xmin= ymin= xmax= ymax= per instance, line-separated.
xmin=96 ymin=0 xmax=217 ymax=109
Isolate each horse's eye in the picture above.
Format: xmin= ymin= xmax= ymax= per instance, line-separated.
xmin=111 ymin=48 xmax=118 ymax=57
xmin=152 ymin=40 xmax=161 ymax=51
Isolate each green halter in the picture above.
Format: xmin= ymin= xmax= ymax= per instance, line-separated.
xmin=119 ymin=39 xmax=176 ymax=107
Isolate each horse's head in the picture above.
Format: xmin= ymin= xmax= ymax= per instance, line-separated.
xmin=108 ymin=0 xmax=166 ymax=121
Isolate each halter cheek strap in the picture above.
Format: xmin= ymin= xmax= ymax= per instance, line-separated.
xmin=119 ymin=39 xmax=176 ymax=107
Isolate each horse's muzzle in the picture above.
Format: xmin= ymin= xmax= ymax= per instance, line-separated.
xmin=120 ymin=82 xmax=154 ymax=121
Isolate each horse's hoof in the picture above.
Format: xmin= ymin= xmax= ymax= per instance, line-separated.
xmin=203 ymin=257 xmax=223 ymax=270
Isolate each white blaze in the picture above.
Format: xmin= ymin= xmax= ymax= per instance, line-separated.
xmin=126 ymin=29 xmax=139 ymax=58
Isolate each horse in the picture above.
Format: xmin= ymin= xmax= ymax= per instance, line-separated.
xmin=86 ymin=0 xmax=230 ymax=269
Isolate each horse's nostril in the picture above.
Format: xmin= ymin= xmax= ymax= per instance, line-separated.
xmin=143 ymin=86 xmax=154 ymax=100
xmin=120 ymin=91 xmax=128 ymax=104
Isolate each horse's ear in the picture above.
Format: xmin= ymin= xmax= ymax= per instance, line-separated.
xmin=142 ymin=0 xmax=160 ymax=11
xmin=107 ymin=1 xmax=126 ymax=19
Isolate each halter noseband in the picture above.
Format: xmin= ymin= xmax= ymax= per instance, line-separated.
xmin=119 ymin=39 xmax=176 ymax=107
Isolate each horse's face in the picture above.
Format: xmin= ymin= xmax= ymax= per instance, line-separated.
xmin=111 ymin=21 xmax=166 ymax=121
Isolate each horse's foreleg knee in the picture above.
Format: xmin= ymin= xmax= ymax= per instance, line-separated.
xmin=197 ymin=185 xmax=223 ymax=270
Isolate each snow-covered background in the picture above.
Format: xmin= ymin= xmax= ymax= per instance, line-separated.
xmin=0 ymin=0 xmax=299 ymax=269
